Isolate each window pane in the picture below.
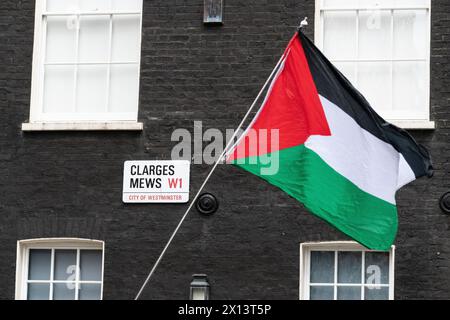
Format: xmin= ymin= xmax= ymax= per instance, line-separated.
xmin=46 ymin=16 xmax=77 ymax=63
xmin=46 ymin=0 xmax=144 ymax=13
xmin=79 ymin=0 xmax=111 ymax=11
xmin=333 ymin=62 xmax=357 ymax=85
xmin=310 ymin=286 xmax=334 ymax=300
xmin=78 ymin=15 xmax=110 ymax=63
xmin=394 ymin=0 xmax=429 ymax=7
xmin=80 ymin=250 xmax=102 ymax=281
xmin=109 ymin=65 xmax=139 ymax=113
xmin=112 ymin=0 xmax=142 ymax=11
xmin=323 ymin=0 xmax=357 ymax=7
xmin=392 ymin=61 xmax=427 ymax=118
xmin=365 ymin=286 xmax=389 ymax=300
xmin=357 ymin=62 xmax=391 ymax=112
xmin=365 ymin=252 xmax=389 ymax=285
xmin=76 ymin=65 xmax=108 ymax=113
xmin=28 ymin=249 xmax=51 ymax=281
xmin=43 ymin=65 xmax=75 ymax=114
xmin=47 ymin=0 xmax=78 ymax=12
xmin=393 ymin=10 xmax=427 ymax=59
xmin=54 ymin=250 xmax=77 ymax=281
xmin=323 ymin=11 xmax=357 ymax=60
xmin=79 ymin=284 xmax=102 ymax=300
xmin=358 ymin=10 xmax=391 ymax=60
xmin=53 ymin=283 xmax=76 ymax=300
xmin=358 ymin=0 xmax=393 ymax=7
xmin=27 ymin=283 xmax=50 ymax=300
xmin=337 ymin=286 xmax=361 ymax=300
xmin=111 ymin=15 xmax=141 ymax=62
xmin=337 ymin=252 xmax=361 ymax=284
xmin=310 ymin=251 xmax=334 ymax=284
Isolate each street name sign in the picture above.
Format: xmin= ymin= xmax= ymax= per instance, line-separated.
xmin=123 ymin=160 xmax=190 ymax=203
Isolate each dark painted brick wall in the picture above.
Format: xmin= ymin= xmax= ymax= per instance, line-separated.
xmin=0 ymin=0 xmax=449 ymax=300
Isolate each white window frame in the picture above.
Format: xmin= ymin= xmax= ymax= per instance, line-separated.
xmin=23 ymin=0 xmax=144 ymax=131
xmin=314 ymin=0 xmax=434 ymax=129
xmin=15 ymin=238 xmax=105 ymax=300
xmin=299 ymin=241 xmax=395 ymax=300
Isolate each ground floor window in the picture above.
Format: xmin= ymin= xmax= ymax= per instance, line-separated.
xmin=15 ymin=238 xmax=104 ymax=300
xmin=300 ymin=241 xmax=394 ymax=300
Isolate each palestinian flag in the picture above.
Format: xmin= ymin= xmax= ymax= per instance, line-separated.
xmin=226 ymin=32 xmax=432 ymax=251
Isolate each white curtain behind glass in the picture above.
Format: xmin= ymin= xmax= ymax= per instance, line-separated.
xmin=320 ymin=0 xmax=429 ymax=120
xmin=41 ymin=0 xmax=142 ymax=121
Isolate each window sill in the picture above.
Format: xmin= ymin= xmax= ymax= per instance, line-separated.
xmin=22 ymin=122 xmax=143 ymax=131
xmin=388 ymin=120 xmax=435 ymax=130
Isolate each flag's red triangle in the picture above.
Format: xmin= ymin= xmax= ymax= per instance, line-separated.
xmin=227 ymin=33 xmax=331 ymax=162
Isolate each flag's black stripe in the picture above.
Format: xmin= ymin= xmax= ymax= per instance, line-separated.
xmin=298 ymin=32 xmax=433 ymax=179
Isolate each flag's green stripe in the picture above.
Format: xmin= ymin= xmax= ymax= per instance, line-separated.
xmin=232 ymin=145 xmax=397 ymax=251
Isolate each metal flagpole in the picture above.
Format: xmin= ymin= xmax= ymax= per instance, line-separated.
xmin=134 ymin=48 xmax=287 ymax=301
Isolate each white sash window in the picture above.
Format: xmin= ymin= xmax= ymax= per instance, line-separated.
xmin=25 ymin=0 xmax=143 ymax=130
xmin=15 ymin=238 xmax=105 ymax=300
xmin=315 ymin=0 xmax=433 ymax=129
xmin=300 ymin=242 xmax=395 ymax=300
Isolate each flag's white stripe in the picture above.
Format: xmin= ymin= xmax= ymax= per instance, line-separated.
xmin=397 ymin=154 xmax=416 ymax=189
xmin=305 ymin=96 xmax=415 ymax=205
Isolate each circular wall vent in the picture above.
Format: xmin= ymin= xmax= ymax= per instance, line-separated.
xmin=439 ymin=192 xmax=450 ymax=214
xmin=195 ymin=193 xmax=219 ymax=215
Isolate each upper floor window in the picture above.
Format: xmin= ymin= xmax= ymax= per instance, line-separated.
xmin=15 ymin=238 xmax=104 ymax=300
xmin=26 ymin=0 xmax=143 ymax=130
xmin=315 ymin=0 xmax=432 ymax=128
xmin=300 ymin=242 xmax=395 ymax=300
